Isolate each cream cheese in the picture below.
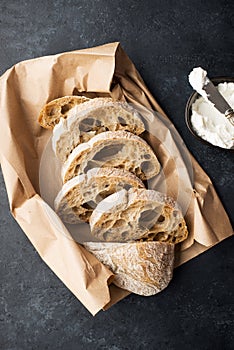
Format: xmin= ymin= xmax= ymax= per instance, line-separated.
xmin=190 ymin=82 xmax=234 ymax=149
xmin=188 ymin=67 xmax=210 ymax=99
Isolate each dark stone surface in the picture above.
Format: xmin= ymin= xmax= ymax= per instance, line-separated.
xmin=0 ymin=0 xmax=233 ymax=349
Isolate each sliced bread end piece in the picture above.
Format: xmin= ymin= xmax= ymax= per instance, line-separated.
xmin=83 ymin=241 xmax=175 ymax=296
xmin=38 ymin=95 xmax=90 ymax=129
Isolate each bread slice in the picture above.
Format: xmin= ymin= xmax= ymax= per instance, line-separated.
xmin=38 ymin=95 xmax=90 ymax=129
xmin=83 ymin=241 xmax=174 ymax=296
xmin=52 ymin=97 xmax=145 ymax=162
xmin=54 ymin=168 xmax=145 ymax=224
xmin=90 ymin=188 xmax=188 ymax=244
xmin=62 ymin=130 xmax=160 ymax=182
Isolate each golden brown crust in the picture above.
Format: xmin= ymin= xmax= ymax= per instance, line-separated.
xmin=90 ymin=188 xmax=188 ymax=244
xmin=38 ymin=95 xmax=89 ymax=129
xmin=54 ymin=168 xmax=145 ymax=224
xmin=52 ymin=98 xmax=146 ymax=162
xmin=62 ymin=130 xmax=160 ymax=182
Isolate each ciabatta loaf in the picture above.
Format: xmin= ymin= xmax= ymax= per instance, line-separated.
xmin=83 ymin=241 xmax=174 ymax=296
xmin=90 ymin=188 xmax=188 ymax=244
xmin=52 ymin=98 xmax=145 ymax=162
xmin=54 ymin=168 xmax=144 ymax=224
xmin=38 ymin=95 xmax=90 ymax=129
xmin=62 ymin=130 xmax=160 ymax=182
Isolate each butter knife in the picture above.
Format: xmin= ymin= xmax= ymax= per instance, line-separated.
xmin=203 ymin=79 xmax=234 ymax=126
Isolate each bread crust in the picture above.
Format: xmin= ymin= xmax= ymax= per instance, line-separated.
xmin=38 ymin=95 xmax=90 ymax=129
xmin=83 ymin=241 xmax=175 ymax=296
xmin=54 ymin=168 xmax=145 ymax=223
xmin=90 ymin=188 xmax=188 ymax=244
xmin=52 ymin=98 xmax=145 ymax=162
xmin=62 ymin=130 xmax=160 ymax=182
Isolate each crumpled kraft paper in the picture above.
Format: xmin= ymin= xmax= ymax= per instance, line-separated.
xmin=0 ymin=42 xmax=233 ymax=315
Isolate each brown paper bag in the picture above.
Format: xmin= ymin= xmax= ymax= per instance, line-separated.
xmin=0 ymin=42 xmax=233 ymax=315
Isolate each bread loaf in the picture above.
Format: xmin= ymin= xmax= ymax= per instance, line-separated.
xmin=54 ymin=168 xmax=145 ymax=224
xmin=38 ymin=95 xmax=90 ymax=129
xmin=83 ymin=241 xmax=175 ymax=296
xmin=52 ymin=98 xmax=145 ymax=162
xmin=90 ymin=188 xmax=188 ymax=244
xmin=62 ymin=130 xmax=160 ymax=182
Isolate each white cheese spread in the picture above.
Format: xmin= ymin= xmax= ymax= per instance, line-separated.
xmin=189 ymin=67 xmax=210 ymax=99
xmin=190 ymin=82 xmax=234 ymax=149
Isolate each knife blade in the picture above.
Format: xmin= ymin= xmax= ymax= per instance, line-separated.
xmin=203 ymin=79 xmax=232 ymax=114
xmin=202 ymin=79 xmax=234 ymax=126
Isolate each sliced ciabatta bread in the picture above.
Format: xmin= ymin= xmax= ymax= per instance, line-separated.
xmin=83 ymin=241 xmax=174 ymax=296
xmin=52 ymin=98 xmax=145 ymax=162
xmin=62 ymin=130 xmax=160 ymax=182
xmin=90 ymin=188 xmax=188 ymax=244
xmin=38 ymin=95 xmax=90 ymax=129
xmin=54 ymin=167 xmax=145 ymax=224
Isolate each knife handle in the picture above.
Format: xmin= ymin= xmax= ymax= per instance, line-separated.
xmin=225 ymin=109 xmax=234 ymax=127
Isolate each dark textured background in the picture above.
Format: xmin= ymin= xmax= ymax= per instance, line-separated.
xmin=0 ymin=1 xmax=233 ymax=349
